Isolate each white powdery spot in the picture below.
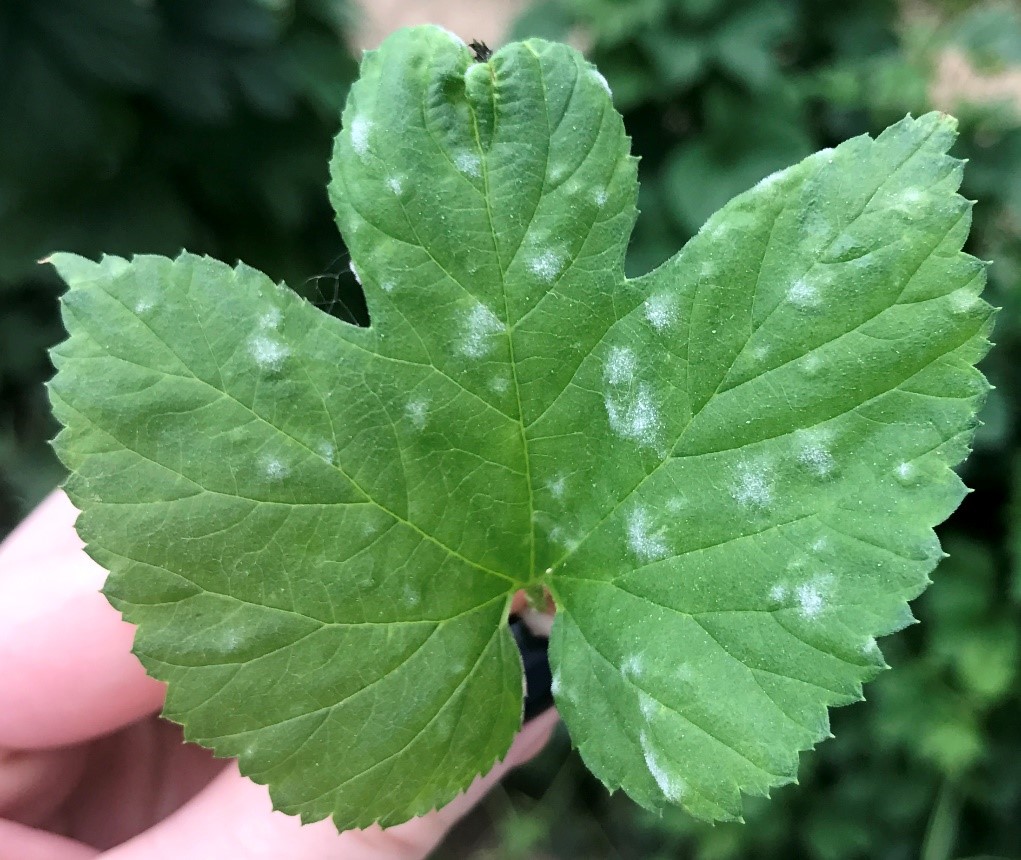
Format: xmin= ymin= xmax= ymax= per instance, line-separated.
xmin=621 ymin=654 xmax=644 ymax=679
xmin=249 ymin=335 xmax=289 ymax=372
xmin=405 ymin=398 xmax=428 ymax=430
xmin=800 ymin=353 xmax=823 ymax=377
xmin=638 ymin=691 xmax=658 ymax=720
xmin=549 ymin=526 xmax=581 ymax=552
xmin=527 ymin=249 xmax=565 ymax=283
xmin=801 ymin=209 xmax=832 ymax=243
xmin=550 ymin=669 xmax=562 ymax=697
xmin=666 ymin=495 xmax=688 ymax=513
xmin=769 ymin=583 xmax=788 ymax=602
xmin=606 ymin=386 xmax=661 ymax=448
xmin=795 ymin=433 xmax=836 ymax=477
xmin=549 ymin=162 xmax=568 ymax=183
xmin=604 ymin=346 xmax=637 ymax=385
xmin=699 ymin=216 xmax=730 ymax=238
xmin=590 ymin=69 xmax=612 ymax=97
xmin=350 ymin=115 xmax=371 ymax=159
xmin=795 ymin=576 xmax=831 ymax=620
xmin=317 ymin=441 xmax=336 ymax=464
xmin=895 ymin=461 xmax=916 ymax=484
xmin=489 ymin=376 xmax=510 ymax=394
xmin=949 ymin=288 xmax=977 ymax=315
xmin=461 ymin=302 xmax=504 ymax=358
xmin=898 ymin=188 xmax=925 ymax=208
xmin=262 ymin=456 xmax=289 ymax=481
xmin=349 ymin=261 xmax=362 ymax=286
xmin=640 ymin=732 xmax=685 ymax=802
xmin=402 ymin=584 xmax=420 ymax=607
xmin=732 ymin=462 xmax=773 ymax=508
xmin=259 ymin=307 xmax=282 ymax=329
xmin=134 ymin=298 xmax=154 ymax=314
xmin=627 ymin=508 xmax=669 ymax=562
xmin=454 ymin=150 xmax=482 ymax=178
xmin=786 ymin=277 xmax=821 ymax=309
xmin=547 ymin=476 xmax=567 ymax=500
xmin=385 ymin=175 xmax=404 ymax=196
xmin=593 ymin=188 xmax=609 ymax=207
xmin=862 ymin=636 xmax=881 ymax=656
xmin=644 ymin=294 xmax=675 ymax=331
xmin=380 ymin=280 xmax=395 ymax=293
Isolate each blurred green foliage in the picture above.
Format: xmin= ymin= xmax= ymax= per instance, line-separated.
xmin=2 ymin=1 xmax=1020 ymax=857
xmin=0 ymin=0 xmax=358 ymax=532
xmin=436 ymin=1 xmax=1021 ymax=858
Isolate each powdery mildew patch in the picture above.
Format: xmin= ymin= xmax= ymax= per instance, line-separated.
xmin=640 ymin=731 xmax=685 ymax=802
xmin=786 ymin=276 xmax=821 ymax=309
xmin=454 ymin=150 xmax=482 ymax=179
xmin=405 ymin=398 xmax=428 ymax=430
xmin=260 ymin=456 xmax=289 ymax=482
xmin=794 ymin=430 xmax=836 ymax=477
xmin=604 ymin=346 xmax=637 ymax=385
xmin=527 ymin=249 xmax=565 ymax=283
xmin=460 ymin=302 xmax=504 ymax=358
xmin=644 ymin=294 xmax=676 ymax=331
xmin=795 ymin=575 xmax=833 ymax=620
xmin=350 ymin=115 xmax=371 ymax=159
xmin=249 ymin=334 xmax=289 ymax=372
xmin=627 ymin=507 xmax=669 ymax=562
xmin=731 ymin=461 xmax=774 ymax=508
xmin=606 ymin=386 xmax=661 ymax=449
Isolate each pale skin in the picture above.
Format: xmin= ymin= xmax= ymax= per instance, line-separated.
xmin=0 ymin=491 xmax=554 ymax=859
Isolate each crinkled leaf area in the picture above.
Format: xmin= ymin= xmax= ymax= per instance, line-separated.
xmin=48 ymin=25 xmax=991 ymax=829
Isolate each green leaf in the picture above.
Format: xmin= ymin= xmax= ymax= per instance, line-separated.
xmin=48 ymin=25 xmax=992 ymax=829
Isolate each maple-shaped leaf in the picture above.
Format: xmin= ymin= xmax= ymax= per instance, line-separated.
xmin=48 ymin=25 xmax=992 ymax=828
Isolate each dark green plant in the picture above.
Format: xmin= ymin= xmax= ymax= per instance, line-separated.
xmin=0 ymin=0 xmax=358 ymax=530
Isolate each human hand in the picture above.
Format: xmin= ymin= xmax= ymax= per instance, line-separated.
xmin=0 ymin=491 xmax=557 ymax=859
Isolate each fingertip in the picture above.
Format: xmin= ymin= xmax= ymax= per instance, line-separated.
xmin=0 ymin=819 xmax=99 ymax=860
xmin=0 ymin=491 xmax=165 ymax=749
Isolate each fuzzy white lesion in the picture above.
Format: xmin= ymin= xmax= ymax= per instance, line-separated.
xmin=350 ymin=115 xmax=372 ymax=159
xmin=526 ymin=249 xmax=565 ymax=284
xmin=249 ymin=335 xmax=289 ymax=372
xmin=453 ymin=150 xmax=482 ymax=179
xmin=640 ymin=730 xmax=686 ymax=803
xmin=626 ymin=507 xmax=669 ymax=562
xmin=643 ymin=294 xmax=676 ymax=331
xmin=604 ymin=346 xmax=636 ymax=386
xmin=460 ymin=302 xmax=504 ymax=358
xmin=730 ymin=461 xmax=773 ymax=508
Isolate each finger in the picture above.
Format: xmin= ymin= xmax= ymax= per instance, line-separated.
xmin=0 ymin=745 xmax=88 ymax=827
xmin=0 ymin=491 xmax=165 ymax=750
xmin=0 ymin=818 xmax=99 ymax=860
xmin=99 ymin=708 xmax=558 ymax=860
